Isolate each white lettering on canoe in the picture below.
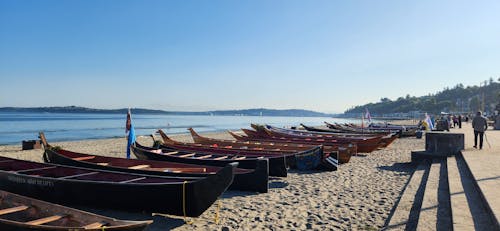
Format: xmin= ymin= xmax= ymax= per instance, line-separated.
xmin=7 ymin=176 xmax=54 ymax=187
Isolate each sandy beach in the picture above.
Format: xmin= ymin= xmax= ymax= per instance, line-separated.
xmin=0 ymin=129 xmax=423 ymax=230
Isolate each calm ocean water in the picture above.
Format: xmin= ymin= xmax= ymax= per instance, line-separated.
xmin=0 ymin=112 xmax=361 ymax=145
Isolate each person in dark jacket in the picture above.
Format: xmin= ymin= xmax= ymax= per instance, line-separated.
xmin=472 ymin=111 xmax=488 ymax=149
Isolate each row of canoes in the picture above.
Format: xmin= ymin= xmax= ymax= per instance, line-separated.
xmin=322 ymin=121 xmax=418 ymax=137
xmin=0 ymin=122 xmax=399 ymax=230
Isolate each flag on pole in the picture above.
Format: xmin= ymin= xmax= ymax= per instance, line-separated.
xmin=126 ymin=108 xmax=136 ymax=159
xmin=425 ymin=113 xmax=434 ymax=131
xmin=365 ymin=108 xmax=372 ymax=123
xmin=126 ymin=109 xmax=131 ymax=133
xmin=361 ymin=113 xmax=364 ymax=130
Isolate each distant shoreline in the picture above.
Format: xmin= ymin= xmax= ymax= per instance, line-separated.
xmin=0 ymin=106 xmax=334 ymax=117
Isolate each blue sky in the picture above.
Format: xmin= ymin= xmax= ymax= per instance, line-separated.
xmin=1 ymin=0 xmax=499 ymax=113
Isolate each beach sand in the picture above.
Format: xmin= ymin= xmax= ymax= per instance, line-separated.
xmin=0 ymin=131 xmax=423 ymax=230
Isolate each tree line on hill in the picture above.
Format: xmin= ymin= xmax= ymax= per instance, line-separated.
xmin=345 ymin=78 xmax=500 ymax=115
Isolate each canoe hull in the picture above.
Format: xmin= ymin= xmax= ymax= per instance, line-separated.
xmin=133 ymin=142 xmax=287 ymax=177
xmin=189 ymin=128 xmax=335 ymax=171
xmin=0 ymin=157 xmax=234 ymax=217
xmin=44 ymin=148 xmax=269 ymax=193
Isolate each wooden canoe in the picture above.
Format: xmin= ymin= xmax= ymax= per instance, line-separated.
xmin=255 ymin=124 xmax=385 ymax=140
xmin=157 ymin=129 xmax=330 ymax=172
xmin=228 ymin=130 xmax=355 ymax=164
xmin=0 ymin=155 xmax=234 ymax=217
xmin=246 ymin=126 xmax=382 ymax=153
xmin=132 ymin=139 xmax=286 ymax=177
xmin=39 ymin=133 xmax=268 ymax=193
xmin=300 ymin=124 xmax=398 ymax=148
xmin=188 ymin=128 xmax=338 ymax=171
xmin=324 ymin=121 xmax=416 ymax=137
xmin=0 ymin=189 xmax=151 ymax=230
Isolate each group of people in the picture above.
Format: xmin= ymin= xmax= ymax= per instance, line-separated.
xmin=445 ymin=114 xmax=471 ymax=129
xmin=430 ymin=114 xmax=466 ymax=131
xmin=419 ymin=111 xmax=489 ymax=150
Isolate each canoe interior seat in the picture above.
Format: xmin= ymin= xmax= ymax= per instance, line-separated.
xmin=59 ymin=172 xmax=98 ymax=179
xmin=213 ymin=156 xmax=228 ymax=160
xmin=163 ymin=151 xmax=178 ymax=155
xmin=178 ymin=153 xmax=195 ymax=158
xmin=0 ymin=205 xmax=29 ymax=215
xmin=128 ymin=165 xmax=150 ymax=170
xmin=16 ymin=166 xmax=57 ymax=173
xmin=83 ymin=221 xmax=108 ymax=229
xmin=196 ymin=155 xmax=212 ymax=159
xmin=233 ymin=156 xmax=246 ymax=160
xmin=166 ymin=168 xmax=206 ymax=173
xmin=119 ymin=177 xmax=146 ymax=183
xmin=26 ymin=214 xmax=66 ymax=225
xmin=72 ymin=156 xmax=96 ymax=161
xmin=96 ymin=163 xmax=109 ymax=166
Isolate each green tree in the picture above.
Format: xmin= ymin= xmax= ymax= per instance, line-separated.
xmin=469 ymin=96 xmax=481 ymax=112
xmin=380 ymin=97 xmax=391 ymax=103
xmin=497 ymin=92 xmax=500 ymax=112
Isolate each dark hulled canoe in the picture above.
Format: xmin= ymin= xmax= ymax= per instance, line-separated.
xmin=157 ymin=130 xmax=295 ymax=176
xmin=324 ymin=121 xmax=417 ymax=137
xmin=300 ymin=123 xmax=346 ymax=133
xmin=299 ymin=124 xmax=398 ymax=148
xmin=132 ymin=140 xmax=284 ymax=177
xmin=0 ymin=190 xmax=151 ymax=231
xmin=257 ymin=124 xmax=385 ymax=140
xmin=290 ymin=124 xmax=390 ymax=138
xmin=39 ymin=131 xmax=267 ymax=193
xmin=43 ymin=145 xmax=268 ymax=193
xmin=188 ymin=128 xmax=338 ymax=171
xmin=0 ymin=156 xmax=234 ymax=217
xmin=301 ymin=123 xmax=387 ymax=134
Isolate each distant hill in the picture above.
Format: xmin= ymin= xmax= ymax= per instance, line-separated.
xmin=210 ymin=108 xmax=331 ymax=117
xmin=0 ymin=106 xmax=332 ymax=117
xmin=345 ymin=78 xmax=500 ymax=115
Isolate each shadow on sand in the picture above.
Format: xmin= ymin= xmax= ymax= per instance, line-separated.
xmin=377 ymin=162 xmax=416 ymax=174
xmin=75 ymin=206 xmax=185 ymax=230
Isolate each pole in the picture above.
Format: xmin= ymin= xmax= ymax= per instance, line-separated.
xmin=361 ymin=113 xmax=364 ymax=134
xmin=484 ymin=132 xmax=492 ymax=149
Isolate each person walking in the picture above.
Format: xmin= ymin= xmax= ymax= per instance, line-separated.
xmin=472 ymin=111 xmax=488 ymax=149
xmin=458 ymin=115 xmax=462 ymax=128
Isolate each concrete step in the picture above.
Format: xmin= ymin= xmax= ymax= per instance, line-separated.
xmin=449 ymin=154 xmax=496 ymax=230
xmin=447 ymin=155 xmax=474 ymax=230
xmin=417 ymin=159 xmax=452 ymax=231
xmin=385 ymin=160 xmax=430 ymax=231
xmin=462 ymin=150 xmax=500 ymax=231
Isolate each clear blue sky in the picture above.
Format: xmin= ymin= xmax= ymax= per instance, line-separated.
xmin=1 ymin=0 xmax=499 ymax=113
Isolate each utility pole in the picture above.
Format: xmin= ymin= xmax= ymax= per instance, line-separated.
xmin=482 ymin=80 xmax=486 ymax=113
